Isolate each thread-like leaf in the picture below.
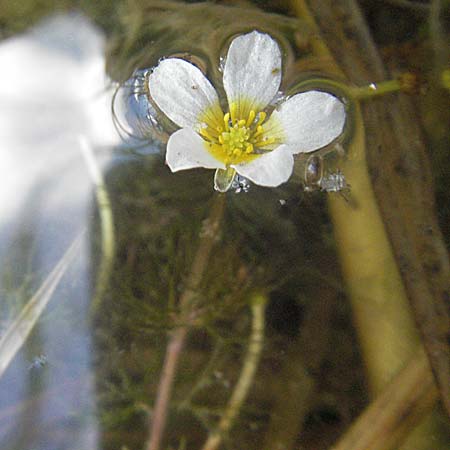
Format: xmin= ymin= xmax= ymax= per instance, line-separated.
xmin=0 ymin=232 xmax=84 ymax=379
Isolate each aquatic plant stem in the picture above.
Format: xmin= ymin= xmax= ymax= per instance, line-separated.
xmin=350 ymin=72 xmax=428 ymax=99
xmin=292 ymin=0 xmax=449 ymax=446
xmin=146 ymin=194 xmax=225 ymax=450
xmin=291 ymin=0 xmax=331 ymax=59
xmin=331 ymin=348 xmax=438 ymax=450
xmin=147 ymin=326 xmax=188 ymax=450
xmin=91 ymin=181 xmax=115 ymax=313
xmin=350 ymin=79 xmax=401 ymax=99
xmin=78 ymin=137 xmax=116 ymax=315
xmin=201 ymin=293 xmax=267 ymax=450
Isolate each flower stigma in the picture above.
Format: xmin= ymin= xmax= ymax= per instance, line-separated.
xmin=198 ymin=101 xmax=278 ymax=165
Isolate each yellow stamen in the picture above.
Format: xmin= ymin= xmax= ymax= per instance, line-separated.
xmin=253 ymin=125 xmax=264 ymax=138
xmin=223 ymin=112 xmax=230 ymax=131
xmin=230 ymin=102 xmax=237 ymax=124
xmin=256 ymin=111 xmax=266 ymax=125
xmin=246 ymin=110 xmax=256 ymax=127
xmin=254 ymin=137 xmax=276 ymax=148
xmin=197 ymin=101 xmax=280 ymax=165
xmin=199 ymin=127 xmax=214 ymax=141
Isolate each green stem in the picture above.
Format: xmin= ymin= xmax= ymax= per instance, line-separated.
xmin=201 ymin=292 xmax=267 ymax=450
xmin=290 ymin=73 xmax=428 ymax=102
xmin=350 ymin=79 xmax=402 ymax=99
xmin=78 ymin=137 xmax=115 ymax=315
xmin=289 ymin=77 xmax=400 ymax=104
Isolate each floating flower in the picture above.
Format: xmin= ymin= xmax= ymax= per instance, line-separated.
xmin=148 ymin=31 xmax=346 ymax=191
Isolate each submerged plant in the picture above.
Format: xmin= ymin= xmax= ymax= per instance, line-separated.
xmin=148 ymin=31 xmax=346 ymax=191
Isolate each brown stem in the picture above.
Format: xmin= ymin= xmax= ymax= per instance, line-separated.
xmin=294 ymin=0 xmax=450 ymax=418
xmin=145 ymin=194 xmax=226 ymax=450
xmin=331 ymin=348 xmax=438 ymax=450
xmin=146 ymin=326 xmax=188 ymax=450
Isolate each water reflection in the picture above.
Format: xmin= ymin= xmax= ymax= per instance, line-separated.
xmin=0 ymin=14 xmax=119 ymax=450
xmin=112 ymin=68 xmax=163 ymax=154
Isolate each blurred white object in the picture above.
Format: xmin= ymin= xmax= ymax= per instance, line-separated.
xmin=0 ymin=13 xmax=119 ymax=231
xmin=0 ymin=14 xmax=120 ymax=450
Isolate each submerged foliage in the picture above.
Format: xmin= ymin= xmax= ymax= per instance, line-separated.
xmin=90 ymin=150 xmax=365 ymax=449
xmin=1 ymin=1 xmax=449 ymax=450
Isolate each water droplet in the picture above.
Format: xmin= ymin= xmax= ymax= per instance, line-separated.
xmin=218 ymin=55 xmax=226 ymax=73
xmin=269 ymin=91 xmax=286 ymax=107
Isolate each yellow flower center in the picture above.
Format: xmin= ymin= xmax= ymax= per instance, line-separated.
xmin=198 ymin=101 xmax=277 ymax=165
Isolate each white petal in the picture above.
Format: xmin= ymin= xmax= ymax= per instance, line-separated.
xmin=223 ymin=31 xmax=282 ymax=116
xmin=166 ymin=128 xmax=225 ymax=172
xmin=268 ymin=91 xmax=346 ymax=153
xmin=232 ymin=145 xmax=293 ymax=187
xmin=148 ymin=58 xmax=223 ymax=128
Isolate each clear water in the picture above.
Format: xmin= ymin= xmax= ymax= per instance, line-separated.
xmin=0 ymin=2 xmax=449 ymax=450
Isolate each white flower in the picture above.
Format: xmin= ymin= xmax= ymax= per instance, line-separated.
xmin=148 ymin=31 xmax=346 ymax=191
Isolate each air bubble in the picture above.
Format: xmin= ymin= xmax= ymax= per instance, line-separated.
xmin=305 ymin=155 xmax=323 ymax=186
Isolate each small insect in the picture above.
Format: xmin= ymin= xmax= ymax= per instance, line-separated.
xmin=319 ymin=170 xmax=349 ymax=193
xmin=28 ymin=354 xmax=48 ymax=371
xmin=231 ymin=174 xmax=250 ymax=193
